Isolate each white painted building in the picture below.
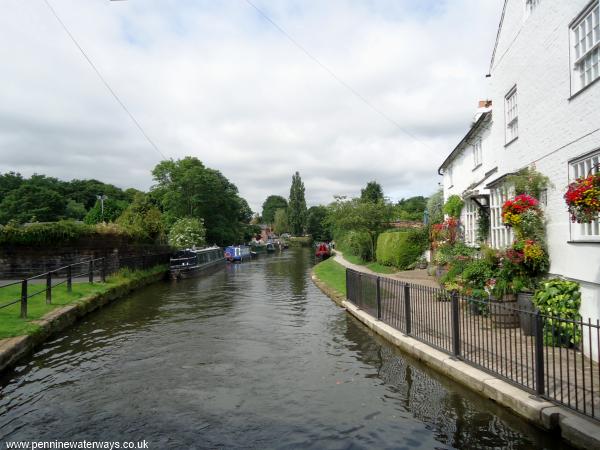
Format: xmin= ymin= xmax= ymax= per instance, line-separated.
xmin=439 ymin=1 xmax=600 ymax=329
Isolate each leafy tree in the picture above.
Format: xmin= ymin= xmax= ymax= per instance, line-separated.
xmin=151 ymin=157 xmax=251 ymax=245
xmin=360 ymin=181 xmax=384 ymax=203
xmin=168 ymin=217 xmax=206 ymax=249
xmin=84 ymin=198 xmax=128 ymax=224
xmin=65 ymin=200 xmax=87 ymax=220
xmin=306 ymin=205 xmax=331 ymax=242
xmin=273 ymin=208 xmax=289 ymax=234
xmin=62 ymin=179 xmax=131 ymax=209
xmin=288 ymin=172 xmax=307 ymax=235
xmin=327 ymin=196 xmax=393 ymax=260
xmin=0 ymin=183 xmax=66 ymax=224
xmin=395 ymin=196 xmax=428 ymax=221
xmin=0 ymin=172 xmax=24 ymax=203
xmin=116 ymin=193 xmax=165 ymax=240
xmin=261 ymin=195 xmax=288 ymax=225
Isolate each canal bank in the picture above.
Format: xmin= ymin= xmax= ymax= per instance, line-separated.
xmin=311 ymin=258 xmax=600 ymax=449
xmin=0 ymin=266 xmax=168 ymax=373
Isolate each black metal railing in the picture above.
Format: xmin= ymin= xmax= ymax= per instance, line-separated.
xmin=346 ymin=268 xmax=600 ymax=421
xmin=0 ymin=253 xmax=170 ymax=319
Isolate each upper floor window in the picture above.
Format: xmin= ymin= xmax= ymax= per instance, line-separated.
xmin=569 ymin=149 xmax=600 ymax=241
xmin=571 ymin=1 xmax=600 ymax=93
xmin=525 ymin=0 xmax=541 ymax=17
xmin=472 ymin=139 xmax=482 ymax=169
xmin=505 ymin=87 xmax=518 ymax=143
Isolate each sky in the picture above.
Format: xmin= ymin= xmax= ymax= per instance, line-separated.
xmin=0 ymin=0 xmax=503 ymax=212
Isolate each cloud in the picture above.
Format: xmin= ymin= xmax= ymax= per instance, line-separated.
xmin=0 ymin=0 xmax=503 ymax=211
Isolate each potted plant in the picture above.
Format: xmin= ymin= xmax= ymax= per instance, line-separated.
xmin=533 ymin=279 xmax=582 ymax=348
xmin=564 ymin=167 xmax=600 ymax=223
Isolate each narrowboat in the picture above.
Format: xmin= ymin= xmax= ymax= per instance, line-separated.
xmin=224 ymin=245 xmax=252 ymax=262
xmin=315 ymin=242 xmax=331 ymax=260
xmin=169 ymin=246 xmax=224 ymax=280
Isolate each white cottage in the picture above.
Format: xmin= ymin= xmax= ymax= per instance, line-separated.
xmin=439 ymin=0 xmax=600 ymax=324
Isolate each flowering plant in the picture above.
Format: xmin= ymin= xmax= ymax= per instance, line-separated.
xmin=502 ymin=194 xmax=539 ymax=227
xmin=564 ymin=171 xmax=600 ymax=223
xmin=430 ymin=217 xmax=459 ymax=248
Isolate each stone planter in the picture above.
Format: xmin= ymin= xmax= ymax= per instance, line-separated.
xmin=490 ymin=294 xmax=519 ymax=328
xmin=517 ymin=292 xmax=537 ymax=336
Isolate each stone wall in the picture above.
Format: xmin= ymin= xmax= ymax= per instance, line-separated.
xmin=0 ymin=235 xmax=170 ymax=278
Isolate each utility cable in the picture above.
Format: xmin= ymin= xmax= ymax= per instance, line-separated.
xmin=244 ymin=0 xmax=432 ymax=150
xmin=42 ymin=0 xmax=167 ymax=160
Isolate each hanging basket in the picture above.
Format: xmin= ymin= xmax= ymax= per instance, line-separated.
xmin=564 ymin=163 xmax=600 ymax=224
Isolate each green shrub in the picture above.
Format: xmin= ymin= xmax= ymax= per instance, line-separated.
xmin=461 ymin=259 xmax=494 ymax=289
xmin=376 ymin=228 xmax=428 ymax=269
xmin=341 ymin=230 xmax=373 ymax=261
xmin=0 ymin=220 xmax=94 ymax=246
xmin=533 ymin=279 xmax=582 ymax=347
xmin=443 ymin=195 xmax=464 ymax=218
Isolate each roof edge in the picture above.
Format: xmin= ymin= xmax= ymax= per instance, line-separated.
xmin=437 ymin=111 xmax=492 ymax=175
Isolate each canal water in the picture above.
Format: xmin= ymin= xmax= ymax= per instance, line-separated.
xmin=0 ymin=249 xmax=568 ymax=449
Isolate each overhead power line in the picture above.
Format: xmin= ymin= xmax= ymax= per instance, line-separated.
xmin=42 ymin=0 xmax=167 ymax=160
xmin=244 ymin=0 xmax=432 ymax=150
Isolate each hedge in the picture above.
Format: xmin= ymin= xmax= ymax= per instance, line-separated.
xmin=376 ymin=229 xmax=428 ymax=269
xmin=337 ymin=230 xmax=373 ymax=261
xmin=0 ymin=221 xmax=155 ymax=247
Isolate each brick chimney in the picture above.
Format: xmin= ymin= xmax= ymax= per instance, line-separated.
xmin=478 ymin=100 xmax=492 ymax=108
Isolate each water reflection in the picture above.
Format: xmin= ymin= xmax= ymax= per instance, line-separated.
xmin=0 ymin=249 xmax=568 ymax=449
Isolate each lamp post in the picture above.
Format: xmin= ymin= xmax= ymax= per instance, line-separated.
xmin=97 ymin=194 xmax=108 ymax=220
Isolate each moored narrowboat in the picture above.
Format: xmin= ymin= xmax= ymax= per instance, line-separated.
xmin=224 ymin=245 xmax=252 ymax=262
xmin=170 ymin=246 xmax=224 ymax=280
xmin=315 ymin=242 xmax=331 ymax=260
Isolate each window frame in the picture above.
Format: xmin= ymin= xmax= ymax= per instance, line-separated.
xmin=489 ymin=184 xmax=514 ymax=249
xmin=504 ymin=86 xmax=519 ymax=145
xmin=472 ymin=139 xmax=483 ymax=170
xmin=569 ymin=0 xmax=600 ymax=95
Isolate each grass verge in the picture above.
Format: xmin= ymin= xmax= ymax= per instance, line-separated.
xmin=340 ymin=252 xmax=398 ymax=275
xmin=0 ymin=265 xmax=166 ymax=339
xmin=313 ymin=258 xmax=346 ymax=297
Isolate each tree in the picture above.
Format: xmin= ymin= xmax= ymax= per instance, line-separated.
xmin=360 ymin=181 xmax=384 ymax=203
xmin=84 ymin=198 xmax=128 ymax=224
xmin=327 ymin=196 xmax=393 ymax=260
xmin=288 ymin=172 xmax=307 ymax=235
xmin=273 ymin=208 xmax=289 ymax=234
xmin=65 ymin=200 xmax=87 ymax=220
xmin=261 ymin=195 xmax=288 ymax=225
xmin=168 ymin=217 xmax=206 ymax=249
xmin=116 ymin=193 xmax=165 ymax=240
xmin=395 ymin=196 xmax=428 ymax=221
xmin=0 ymin=172 xmax=24 ymax=203
xmin=306 ymin=205 xmax=331 ymax=242
xmin=151 ymin=157 xmax=251 ymax=245
xmin=0 ymin=183 xmax=66 ymax=224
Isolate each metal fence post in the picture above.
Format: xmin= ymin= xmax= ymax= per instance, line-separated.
xmin=20 ymin=279 xmax=28 ymax=318
xmin=101 ymin=257 xmax=106 ymax=283
xmin=451 ymin=291 xmax=461 ymax=357
xmin=404 ymin=284 xmax=411 ymax=335
xmin=67 ymin=265 xmax=72 ymax=292
xmin=46 ymin=272 xmax=52 ymax=304
xmin=534 ymin=311 xmax=545 ymax=395
xmin=88 ymin=260 xmax=94 ymax=283
xmin=345 ymin=269 xmax=350 ymax=300
xmin=376 ymin=276 xmax=382 ymax=320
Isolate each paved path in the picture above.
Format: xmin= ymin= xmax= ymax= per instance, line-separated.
xmin=332 ymin=250 xmax=441 ymax=289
